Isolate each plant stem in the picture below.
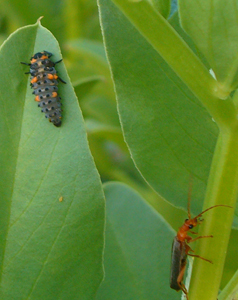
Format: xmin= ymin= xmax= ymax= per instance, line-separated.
xmin=188 ymin=130 xmax=238 ymax=300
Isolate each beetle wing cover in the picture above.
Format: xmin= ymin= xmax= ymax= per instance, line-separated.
xmin=170 ymin=236 xmax=187 ymax=291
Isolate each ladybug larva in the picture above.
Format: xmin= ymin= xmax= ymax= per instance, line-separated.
xmin=21 ymin=50 xmax=66 ymax=127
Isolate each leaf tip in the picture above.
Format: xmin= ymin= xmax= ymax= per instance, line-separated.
xmin=37 ymin=16 xmax=44 ymax=24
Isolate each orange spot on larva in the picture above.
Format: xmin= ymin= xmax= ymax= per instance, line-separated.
xmin=52 ymin=92 xmax=57 ymax=97
xmin=31 ymin=58 xmax=37 ymax=63
xmin=47 ymin=74 xmax=54 ymax=80
xmin=31 ymin=77 xmax=37 ymax=84
xmin=35 ymin=95 xmax=40 ymax=102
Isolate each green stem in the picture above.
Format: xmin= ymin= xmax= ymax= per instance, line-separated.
xmin=188 ymin=130 xmax=238 ymax=300
xmin=109 ymin=0 xmax=237 ymax=129
xmin=218 ymin=268 xmax=238 ymax=300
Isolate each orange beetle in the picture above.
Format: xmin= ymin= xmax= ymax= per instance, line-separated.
xmin=170 ymin=179 xmax=231 ymax=299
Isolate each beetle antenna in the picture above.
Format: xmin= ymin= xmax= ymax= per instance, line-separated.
xmin=187 ymin=174 xmax=193 ymax=219
xmin=194 ymin=205 xmax=232 ymax=219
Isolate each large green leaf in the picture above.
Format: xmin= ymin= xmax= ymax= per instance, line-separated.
xmin=98 ymin=0 xmax=218 ymax=214
xmin=179 ymin=0 xmax=238 ymax=90
xmin=96 ymin=182 xmax=180 ymax=300
xmin=0 ymin=20 xmax=104 ymax=299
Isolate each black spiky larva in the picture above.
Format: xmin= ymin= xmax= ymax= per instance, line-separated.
xmin=21 ymin=50 xmax=66 ymax=127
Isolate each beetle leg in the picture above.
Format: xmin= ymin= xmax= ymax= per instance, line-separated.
xmin=187 ymin=253 xmax=212 ymax=264
xmin=185 ymin=243 xmax=212 ymax=263
xmin=177 ymin=263 xmax=189 ymax=300
xmin=189 ymin=235 xmax=213 ymax=243
xmin=189 ymin=231 xmax=198 ymax=234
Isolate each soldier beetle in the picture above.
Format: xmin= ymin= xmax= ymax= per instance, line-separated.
xmin=170 ymin=179 xmax=232 ymax=300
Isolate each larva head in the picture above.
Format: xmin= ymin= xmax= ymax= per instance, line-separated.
xmin=31 ymin=51 xmax=53 ymax=60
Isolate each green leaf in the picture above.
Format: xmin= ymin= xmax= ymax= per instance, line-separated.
xmin=96 ymin=182 xmax=180 ymax=300
xmin=66 ymin=39 xmax=115 ymax=103
xmin=86 ymin=120 xmax=138 ymax=183
xmin=66 ymin=39 xmax=109 ymax=81
xmin=0 ymin=21 xmax=104 ymax=299
xmin=98 ymin=0 xmax=218 ymax=214
xmin=83 ymin=97 xmax=120 ymax=126
xmin=179 ymin=0 xmax=238 ymax=90
xmin=65 ymin=39 xmax=119 ymax=126
xmin=86 ymin=120 xmax=126 ymax=151
xmin=73 ymin=75 xmax=103 ymax=99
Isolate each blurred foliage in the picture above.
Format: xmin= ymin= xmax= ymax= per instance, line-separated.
xmin=0 ymin=0 xmax=237 ymax=298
